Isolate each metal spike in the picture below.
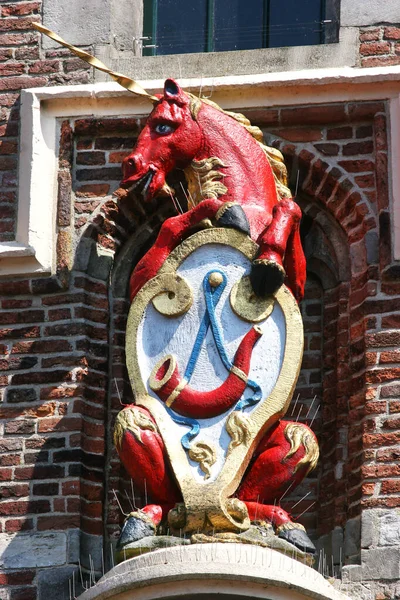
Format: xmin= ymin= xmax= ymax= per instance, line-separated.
xmin=306 ymin=394 xmax=317 ymax=418
xmin=291 ymin=393 xmax=300 ymax=416
xmin=310 ymin=405 xmax=320 ymax=429
xmin=290 ymin=490 xmax=312 ymax=511
xmin=112 ymin=488 xmax=128 ymax=516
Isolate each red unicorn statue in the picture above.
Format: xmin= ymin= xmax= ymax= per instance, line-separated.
xmin=122 ymin=79 xmax=306 ymax=304
xmin=114 ymin=79 xmax=318 ymax=555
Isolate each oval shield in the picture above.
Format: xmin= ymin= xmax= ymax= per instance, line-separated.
xmin=126 ymin=228 xmax=303 ymax=532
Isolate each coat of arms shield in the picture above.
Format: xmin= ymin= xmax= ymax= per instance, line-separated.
xmin=125 ymin=228 xmax=303 ymax=533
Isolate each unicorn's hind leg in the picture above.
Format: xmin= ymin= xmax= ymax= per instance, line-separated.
xmin=236 ymin=419 xmax=319 ymax=553
xmin=114 ymin=405 xmax=182 ymax=548
xmin=251 ymin=198 xmax=305 ymax=302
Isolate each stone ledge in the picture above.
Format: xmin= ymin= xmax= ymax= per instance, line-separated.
xmin=78 ymin=543 xmax=351 ymax=600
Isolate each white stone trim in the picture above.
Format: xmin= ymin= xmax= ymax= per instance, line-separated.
xmin=4 ymin=64 xmax=400 ymax=277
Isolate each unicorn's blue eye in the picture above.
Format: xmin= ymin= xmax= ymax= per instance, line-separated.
xmin=154 ymin=123 xmax=175 ymax=135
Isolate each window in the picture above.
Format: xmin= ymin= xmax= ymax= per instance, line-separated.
xmin=142 ymin=0 xmax=339 ymax=56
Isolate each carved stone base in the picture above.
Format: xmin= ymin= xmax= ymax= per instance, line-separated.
xmin=191 ymin=523 xmax=315 ymax=566
xmin=78 ymin=543 xmax=352 ymax=600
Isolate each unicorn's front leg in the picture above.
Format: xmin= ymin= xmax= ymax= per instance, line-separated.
xmin=251 ymin=198 xmax=305 ymax=302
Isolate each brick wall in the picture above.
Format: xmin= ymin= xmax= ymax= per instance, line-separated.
xmin=0 ymin=2 xmax=91 ymax=244
xmin=359 ymin=25 xmax=400 ymax=67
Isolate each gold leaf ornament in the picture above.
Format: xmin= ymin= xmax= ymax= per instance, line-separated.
xmin=188 ymin=441 xmax=217 ymax=479
xmin=152 ymin=274 xmax=193 ymax=317
xmin=230 ymin=275 xmax=275 ymax=323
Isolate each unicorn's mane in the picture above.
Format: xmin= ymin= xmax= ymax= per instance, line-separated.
xmin=186 ymin=93 xmax=292 ymax=202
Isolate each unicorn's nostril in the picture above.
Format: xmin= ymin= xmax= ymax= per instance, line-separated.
xmin=127 ymin=158 xmax=135 ymax=167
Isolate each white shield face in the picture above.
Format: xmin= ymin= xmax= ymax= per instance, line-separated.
xmin=137 ymin=242 xmax=286 ymax=483
xmin=126 ymin=230 xmax=303 ymax=512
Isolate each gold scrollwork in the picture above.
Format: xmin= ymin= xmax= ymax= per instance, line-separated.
xmin=188 ymin=441 xmax=217 ymax=480
xmin=152 ymin=274 xmax=193 ymax=317
xmin=284 ymin=422 xmax=319 ymax=475
xmin=113 ymin=406 xmax=157 ymax=449
xmin=226 ymin=411 xmax=254 ymax=454
xmin=230 ymin=275 xmax=275 ymax=323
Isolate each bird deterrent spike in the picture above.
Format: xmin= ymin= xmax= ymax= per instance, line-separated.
xmin=290 ymin=490 xmax=312 ymax=511
xmin=291 ymin=393 xmax=300 ymax=416
xmin=306 ymin=394 xmax=317 ymax=418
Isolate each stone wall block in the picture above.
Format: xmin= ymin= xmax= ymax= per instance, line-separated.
xmin=361 ymin=547 xmax=400 ymax=580
xmin=378 ymin=509 xmax=400 ymax=546
xmin=361 ymin=510 xmax=378 ymax=548
xmin=0 ymin=532 xmax=67 ymax=569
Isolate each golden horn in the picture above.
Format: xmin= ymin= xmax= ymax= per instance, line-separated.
xmin=32 ymin=23 xmax=159 ymax=104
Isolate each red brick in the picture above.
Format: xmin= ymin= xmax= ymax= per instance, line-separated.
xmin=342 ymin=141 xmax=374 ymax=156
xmin=4 ymin=420 xmax=35 ymax=435
xmin=37 ymin=416 xmax=82 ymax=433
xmin=348 ymin=102 xmax=385 ymax=120
xmin=366 ymin=331 xmax=400 ymax=348
xmin=40 ymin=385 xmax=83 ymax=400
xmin=0 ymin=500 xmax=50 ymax=515
xmin=81 ymin=481 xmax=102 ymax=501
xmin=383 ymin=26 xmax=400 ymax=40
xmin=62 ymin=480 xmax=80 ymax=495
xmin=389 ymin=400 xmax=400 ymax=413
xmin=0 ymin=467 xmax=12 ymax=481
xmin=382 ymin=314 xmax=400 ymax=328
xmin=0 ymin=454 xmax=20 ymax=466
xmin=32 ymin=482 xmax=59 ymax=496
xmin=10 ymin=587 xmax=37 ymax=600
xmin=0 ymin=571 xmax=35 ymax=586
xmin=12 ymin=339 xmax=72 ymax=354
xmin=280 ymin=104 xmax=346 ymax=126
xmin=81 ymin=515 xmax=103 ymax=535
xmin=53 ymin=497 xmax=65 ymax=512
xmin=381 ymin=480 xmax=400 ymax=494
xmin=14 ymin=465 xmax=64 ymax=480
xmin=48 ymin=308 xmax=71 ymax=321
xmin=0 ymin=484 xmax=29 ymax=499
xmin=109 ymin=151 xmax=130 ymax=163
xmin=0 ymin=310 xmax=44 ymax=325
xmin=362 ymin=56 xmax=400 ymax=67
xmin=355 ymin=174 xmax=375 ymax=188
xmin=0 ymin=62 xmax=25 ymax=76
xmin=362 ymin=464 xmax=400 ymax=478
xmin=76 ymin=151 xmax=105 ymax=165
xmin=0 ymin=75 xmax=47 ymax=92
xmin=37 ymin=514 xmax=80 ymax=530
xmin=271 ymin=128 xmax=323 ymax=142
xmin=376 ymin=448 xmax=400 ymax=461
xmin=314 ymin=143 xmax=339 ymax=156
xmin=360 ymin=41 xmax=390 ymax=56
xmin=359 ymin=28 xmax=381 ymax=42
xmin=28 ymin=60 xmax=59 ymax=74
xmin=363 ymin=432 xmax=400 ymax=447
xmin=326 ymin=126 xmax=352 ymax=140
xmin=4 ymin=518 xmax=33 ymax=532
xmin=1 ymin=2 xmax=40 ymax=16
xmin=15 ymin=46 xmax=40 ymax=60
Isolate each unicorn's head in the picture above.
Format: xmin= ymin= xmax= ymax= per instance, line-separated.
xmin=121 ymin=79 xmax=202 ymax=201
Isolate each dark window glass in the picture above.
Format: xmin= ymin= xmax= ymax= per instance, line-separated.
xmin=143 ymin=0 xmax=336 ymax=56
xmin=268 ymin=0 xmax=323 ymax=47
xmin=214 ymin=0 xmax=265 ymax=52
xmin=144 ymin=0 xmax=208 ymax=55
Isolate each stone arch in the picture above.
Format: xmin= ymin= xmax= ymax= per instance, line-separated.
xmin=281 ymin=145 xmax=380 ymax=562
